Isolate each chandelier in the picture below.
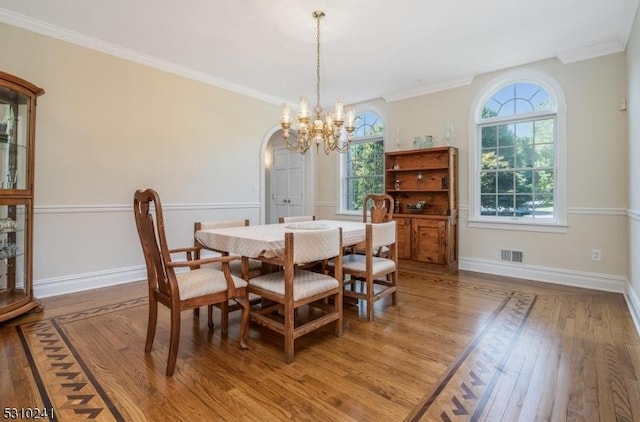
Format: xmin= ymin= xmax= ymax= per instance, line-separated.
xmin=280 ymin=10 xmax=356 ymax=154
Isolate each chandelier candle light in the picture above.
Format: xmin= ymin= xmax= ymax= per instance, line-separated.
xmin=280 ymin=10 xmax=356 ymax=154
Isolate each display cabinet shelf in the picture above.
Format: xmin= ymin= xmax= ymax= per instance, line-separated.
xmin=386 ymin=166 xmax=450 ymax=172
xmin=390 ymin=188 xmax=449 ymax=192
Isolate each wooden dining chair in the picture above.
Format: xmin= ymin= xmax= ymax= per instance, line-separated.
xmin=193 ymin=219 xmax=262 ymax=279
xmin=351 ymin=194 xmax=394 ymax=257
xmin=248 ymin=228 xmax=343 ymax=363
xmin=279 ymin=215 xmax=316 ymax=224
xmin=133 ymin=189 xmax=250 ymax=376
xmin=193 ymin=219 xmax=263 ymax=325
xmin=329 ymin=221 xmax=398 ymax=321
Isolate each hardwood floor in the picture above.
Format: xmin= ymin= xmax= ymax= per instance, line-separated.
xmin=1 ymin=269 xmax=639 ymax=421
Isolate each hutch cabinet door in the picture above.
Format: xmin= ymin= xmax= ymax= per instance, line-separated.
xmin=412 ymin=218 xmax=447 ymax=264
xmin=396 ymin=218 xmax=412 ymax=260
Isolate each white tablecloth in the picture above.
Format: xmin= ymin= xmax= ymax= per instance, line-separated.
xmin=195 ymin=220 xmax=366 ymax=259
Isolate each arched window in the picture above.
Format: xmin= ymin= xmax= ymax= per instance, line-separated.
xmin=340 ymin=111 xmax=385 ymax=213
xmin=469 ymin=70 xmax=567 ymax=232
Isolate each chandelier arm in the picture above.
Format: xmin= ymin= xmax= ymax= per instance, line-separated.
xmin=284 ymin=136 xmax=300 ymax=152
xmin=285 ymin=134 xmax=308 ymax=153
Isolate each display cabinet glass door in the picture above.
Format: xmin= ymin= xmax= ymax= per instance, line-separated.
xmin=0 ymin=200 xmax=31 ymax=315
xmin=0 ymin=89 xmax=29 ymax=191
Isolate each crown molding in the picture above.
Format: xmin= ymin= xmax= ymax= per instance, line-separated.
xmin=383 ymin=76 xmax=474 ymax=102
xmin=556 ymin=40 xmax=625 ymax=64
xmin=0 ymin=8 xmax=285 ymax=105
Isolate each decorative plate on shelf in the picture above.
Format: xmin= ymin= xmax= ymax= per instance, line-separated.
xmin=285 ymin=222 xmax=330 ymax=230
xmin=406 ymin=201 xmax=427 ymax=214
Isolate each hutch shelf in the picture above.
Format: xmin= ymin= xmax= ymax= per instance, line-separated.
xmin=0 ymin=71 xmax=44 ymax=322
xmin=385 ymin=146 xmax=458 ymax=273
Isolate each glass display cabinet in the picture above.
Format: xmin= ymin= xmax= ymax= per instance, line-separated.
xmin=0 ymin=71 xmax=44 ymax=322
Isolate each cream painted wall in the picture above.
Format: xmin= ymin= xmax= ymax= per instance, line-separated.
xmin=627 ymin=7 xmax=640 ymax=323
xmin=0 ymin=18 xmax=634 ymax=304
xmin=318 ymin=55 xmax=630 ymax=290
xmin=0 ymin=23 xmax=279 ymax=294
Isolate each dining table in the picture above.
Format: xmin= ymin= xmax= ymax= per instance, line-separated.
xmin=195 ymin=219 xmax=366 ymax=261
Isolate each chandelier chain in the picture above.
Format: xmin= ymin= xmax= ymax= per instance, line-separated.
xmin=315 ymin=12 xmax=321 ymax=115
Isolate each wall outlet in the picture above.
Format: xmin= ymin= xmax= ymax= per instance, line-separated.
xmin=591 ymin=249 xmax=601 ymax=262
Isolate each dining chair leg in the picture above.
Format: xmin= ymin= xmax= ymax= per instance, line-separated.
xmin=237 ymin=296 xmax=250 ymax=350
xmin=366 ymin=277 xmax=374 ymax=322
xmin=207 ymin=305 xmax=214 ymax=330
xmin=284 ymin=304 xmax=295 ymax=363
xmin=193 ymin=307 xmax=200 ymax=319
xmin=334 ymin=290 xmax=343 ymax=337
xmin=166 ymin=308 xmax=181 ymax=377
xmin=145 ymin=298 xmax=158 ymax=353
xmin=391 ymin=270 xmax=398 ymax=305
xmin=220 ymin=301 xmax=229 ymax=335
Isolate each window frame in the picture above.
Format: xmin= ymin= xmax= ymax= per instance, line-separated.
xmin=468 ymin=69 xmax=568 ymax=233
xmin=338 ymin=111 xmax=385 ymax=216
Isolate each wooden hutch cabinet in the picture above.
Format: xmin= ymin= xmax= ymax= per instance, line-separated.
xmin=0 ymin=71 xmax=44 ymax=322
xmin=385 ymin=146 xmax=458 ymax=273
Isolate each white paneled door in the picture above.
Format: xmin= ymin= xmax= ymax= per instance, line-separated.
xmin=271 ymin=145 xmax=305 ymax=223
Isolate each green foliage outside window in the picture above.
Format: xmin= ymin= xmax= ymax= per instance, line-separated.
xmin=479 ymin=86 xmax=556 ymax=218
xmin=480 ymin=112 xmax=555 ymax=217
xmin=344 ymin=112 xmax=384 ymax=212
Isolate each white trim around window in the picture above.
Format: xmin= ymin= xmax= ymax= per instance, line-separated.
xmin=468 ymin=69 xmax=568 ymax=233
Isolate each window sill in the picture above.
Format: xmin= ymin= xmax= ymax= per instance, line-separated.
xmin=467 ymin=218 xmax=567 ymax=233
xmin=335 ymin=211 xmax=363 ymax=221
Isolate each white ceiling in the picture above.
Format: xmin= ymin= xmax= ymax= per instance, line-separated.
xmin=0 ymin=0 xmax=638 ymax=106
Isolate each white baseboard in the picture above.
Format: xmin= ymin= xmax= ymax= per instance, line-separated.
xmin=459 ymin=257 xmax=627 ymax=293
xmin=34 ymin=265 xmax=148 ymax=298
xmin=626 ymin=285 xmax=640 ymax=337
xmin=460 ymin=257 xmax=640 ymax=337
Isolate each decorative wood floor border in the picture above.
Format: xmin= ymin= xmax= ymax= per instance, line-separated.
xmin=17 ymin=297 xmax=146 ymax=421
xmin=15 ymin=287 xmax=537 ymax=421
xmin=406 ymin=291 xmax=537 ymax=421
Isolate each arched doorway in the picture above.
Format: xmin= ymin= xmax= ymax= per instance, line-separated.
xmin=260 ymin=128 xmax=315 ymax=224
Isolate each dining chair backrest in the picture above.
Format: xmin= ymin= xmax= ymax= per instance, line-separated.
xmin=193 ymin=218 xmax=263 ymax=280
xmin=194 ymin=219 xmax=249 ymax=252
xmin=290 ymin=228 xmax=342 ymax=265
xmin=134 ymin=188 xmax=173 ymax=298
xmin=363 ymin=194 xmax=394 ymax=223
xmin=370 ymin=220 xmax=397 ymax=250
xmin=279 ymin=215 xmax=316 ymax=224
xmin=196 ymin=219 xmax=249 ymax=231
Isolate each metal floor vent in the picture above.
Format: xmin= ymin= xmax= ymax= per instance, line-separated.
xmin=501 ymin=249 xmax=523 ymax=263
